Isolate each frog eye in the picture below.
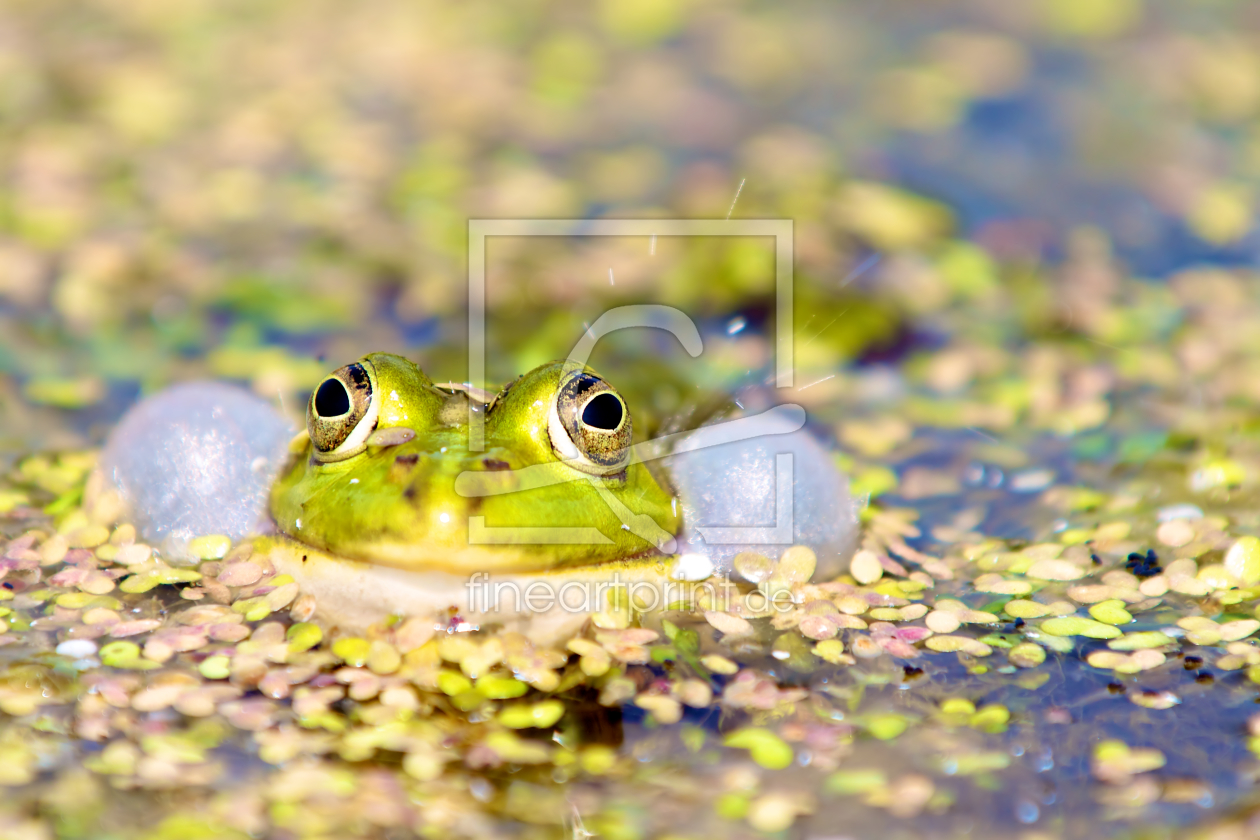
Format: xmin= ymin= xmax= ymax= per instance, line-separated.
xmin=307 ymin=360 xmax=380 ymax=461
xmin=548 ymin=371 xmax=632 ymax=475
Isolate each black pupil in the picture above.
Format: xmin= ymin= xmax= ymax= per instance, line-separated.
xmin=314 ymin=379 xmax=351 ymax=417
xmin=582 ymin=393 xmax=623 ymax=430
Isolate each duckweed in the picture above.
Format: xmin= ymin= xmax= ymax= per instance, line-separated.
xmin=187 ymin=535 xmax=232 ymax=561
xmin=826 ymin=769 xmax=889 ymax=795
xmin=331 ymin=637 xmax=371 ymax=667
xmin=365 ymin=640 xmax=401 ymax=675
xmin=1087 ymin=600 xmax=1133 ymax=625
xmin=723 ymin=728 xmax=795 ymax=770
xmin=865 ymin=713 xmax=912 ymax=741
xmin=1039 ymin=617 xmax=1123 ymax=639
xmin=497 ymin=700 xmax=565 ymax=729
xmin=436 ymin=671 xmax=473 ymax=697
xmin=1108 ymin=631 xmax=1176 ymax=651
xmin=476 ymin=674 xmax=529 ymax=700
xmin=198 ymin=657 xmax=231 ymax=680
xmin=285 ymin=622 xmax=322 ymax=653
xmin=1008 ymin=642 xmax=1046 ymax=668
xmin=1226 ymin=537 xmax=1260 ymax=586
xmin=1092 ymin=741 xmax=1167 ymax=784
xmin=715 ymin=792 xmax=751 ymax=820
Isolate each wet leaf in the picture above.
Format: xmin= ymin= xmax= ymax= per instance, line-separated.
xmin=723 ymin=728 xmax=794 ymax=769
xmin=1040 ymin=617 xmax=1122 ymax=639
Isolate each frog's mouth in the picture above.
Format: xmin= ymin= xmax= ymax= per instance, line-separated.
xmin=317 ymin=538 xmax=675 ymax=576
xmin=280 ymin=470 xmax=677 ymax=577
xmin=263 ymin=534 xmax=690 ymax=644
xmin=272 ymin=449 xmax=670 ymax=575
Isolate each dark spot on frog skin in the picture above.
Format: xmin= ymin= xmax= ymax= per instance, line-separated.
xmin=482 ymin=458 xmax=510 ymax=471
xmin=389 ymin=453 xmax=420 ymax=484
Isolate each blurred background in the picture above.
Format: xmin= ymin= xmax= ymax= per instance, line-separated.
xmin=3 ymin=0 xmax=1259 ymax=453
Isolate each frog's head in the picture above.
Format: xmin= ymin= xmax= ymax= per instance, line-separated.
xmin=270 ymin=353 xmax=680 ymax=573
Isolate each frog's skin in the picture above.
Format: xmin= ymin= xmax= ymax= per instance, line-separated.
xmin=270 ymin=352 xmax=681 ymax=575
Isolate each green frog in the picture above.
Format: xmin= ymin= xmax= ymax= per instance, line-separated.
xmin=269 ymin=352 xmax=680 ymax=575
xmin=102 ymin=349 xmax=854 ymax=635
xmin=252 ymin=352 xmax=701 ymax=635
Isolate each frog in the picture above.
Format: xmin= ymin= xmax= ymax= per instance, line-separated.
xmin=269 ymin=351 xmax=680 ymax=574
xmin=99 ymin=350 xmax=857 ymax=636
